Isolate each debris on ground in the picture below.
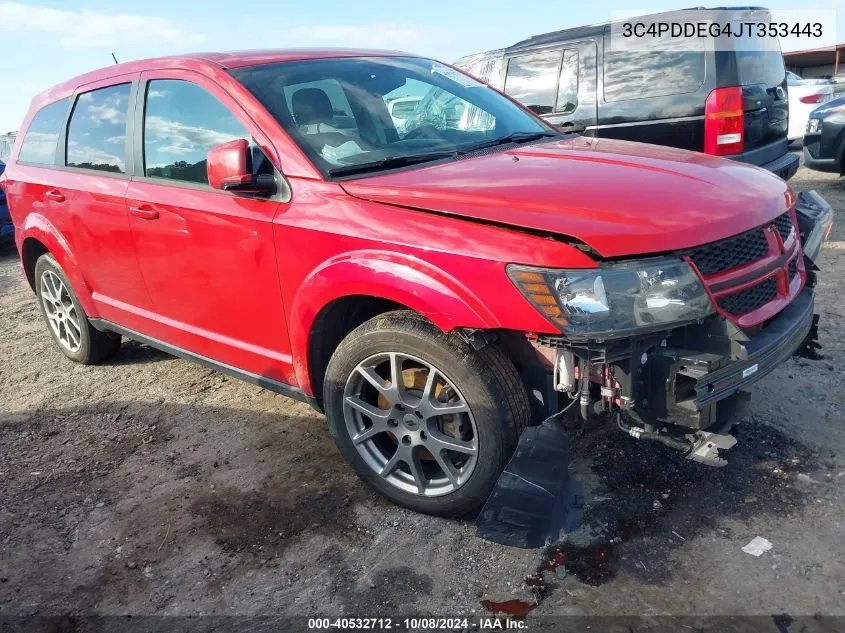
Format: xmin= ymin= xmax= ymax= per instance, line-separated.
xmin=742 ymin=537 xmax=774 ymax=557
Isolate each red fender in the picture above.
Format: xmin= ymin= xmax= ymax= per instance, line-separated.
xmin=289 ymin=250 xmax=500 ymax=395
xmin=19 ymin=214 xmax=99 ymax=317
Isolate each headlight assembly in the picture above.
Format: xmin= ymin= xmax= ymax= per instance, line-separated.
xmin=508 ymin=258 xmax=714 ymax=339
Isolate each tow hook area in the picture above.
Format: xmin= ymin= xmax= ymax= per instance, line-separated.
xmin=617 ymin=412 xmax=738 ymax=468
xmin=684 ymin=428 xmax=738 ymax=467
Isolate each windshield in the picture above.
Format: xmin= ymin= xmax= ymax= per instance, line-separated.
xmin=230 ymin=56 xmax=553 ymax=177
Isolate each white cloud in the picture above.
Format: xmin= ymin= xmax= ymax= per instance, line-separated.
xmin=0 ymin=2 xmax=205 ymax=48
xmin=285 ymin=23 xmax=454 ymax=51
xmin=18 ymin=131 xmax=57 ymax=162
xmin=145 ymin=116 xmax=242 ymax=166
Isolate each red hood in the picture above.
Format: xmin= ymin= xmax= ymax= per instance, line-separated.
xmin=340 ymin=136 xmax=792 ymax=258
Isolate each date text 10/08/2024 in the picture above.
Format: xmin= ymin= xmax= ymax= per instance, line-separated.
xmin=307 ymin=617 xmax=527 ymax=630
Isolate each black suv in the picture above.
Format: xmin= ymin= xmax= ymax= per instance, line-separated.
xmin=455 ymin=7 xmax=798 ymax=180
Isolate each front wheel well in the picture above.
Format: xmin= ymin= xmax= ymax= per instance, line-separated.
xmin=308 ymin=296 xmax=408 ymax=410
xmin=21 ymin=237 xmax=49 ymax=291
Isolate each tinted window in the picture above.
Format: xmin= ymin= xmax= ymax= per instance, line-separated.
xmin=456 ymin=54 xmax=504 ymax=86
xmin=19 ymin=98 xmax=70 ymax=165
xmin=144 ymin=80 xmax=249 ymax=185
xmin=505 ymin=51 xmax=562 ymax=114
xmin=603 ymin=31 xmax=705 ymax=102
xmin=556 ymin=50 xmax=579 ymax=114
xmin=732 ymin=21 xmax=784 ymax=88
xmin=66 ymin=84 xmax=130 ymax=173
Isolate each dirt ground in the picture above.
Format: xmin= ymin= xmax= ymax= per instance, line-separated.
xmin=1 ymin=154 xmax=845 ymax=625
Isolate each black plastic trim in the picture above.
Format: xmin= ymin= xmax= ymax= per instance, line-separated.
xmin=692 ymin=288 xmax=814 ymax=409
xmin=89 ymin=318 xmax=320 ymax=410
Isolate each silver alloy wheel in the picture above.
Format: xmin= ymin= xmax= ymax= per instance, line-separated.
xmin=343 ymin=352 xmax=479 ymax=497
xmin=40 ymin=270 xmax=82 ymax=353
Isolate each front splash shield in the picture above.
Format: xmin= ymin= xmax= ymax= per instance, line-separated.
xmin=476 ymin=418 xmax=583 ymax=549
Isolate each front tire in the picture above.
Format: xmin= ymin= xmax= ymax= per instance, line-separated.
xmin=324 ymin=311 xmax=530 ymax=517
xmin=34 ymin=253 xmax=121 ymax=364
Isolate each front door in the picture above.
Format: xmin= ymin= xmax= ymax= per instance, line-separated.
xmin=125 ymin=70 xmax=295 ymax=384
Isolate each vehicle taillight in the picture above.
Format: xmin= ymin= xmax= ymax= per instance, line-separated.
xmin=704 ymin=86 xmax=744 ymax=156
xmin=799 ymin=93 xmax=826 ymax=104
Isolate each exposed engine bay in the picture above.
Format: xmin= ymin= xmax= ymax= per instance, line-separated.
xmin=508 ymin=190 xmax=831 ymax=469
xmin=475 ymin=191 xmax=831 ymax=549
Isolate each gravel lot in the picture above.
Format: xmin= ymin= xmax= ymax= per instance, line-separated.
xmin=1 ymin=155 xmax=844 ymax=623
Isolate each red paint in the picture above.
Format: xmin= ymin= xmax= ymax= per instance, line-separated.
xmin=481 ymin=599 xmax=537 ymax=618
xmin=207 ymin=139 xmax=252 ymax=190
xmin=342 ymin=134 xmax=791 ymax=258
xmin=5 ymin=50 xmax=800 ymax=398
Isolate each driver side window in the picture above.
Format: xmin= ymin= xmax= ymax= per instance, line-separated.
xmin=143 ymin=80 xmax=260 ymax=186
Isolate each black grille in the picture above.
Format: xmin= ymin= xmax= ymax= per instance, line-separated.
xmin=689 ymin=228 xmax=769 ymax=276
xmin=774 ymin=213 xmax=794 ymax=243
xmin=788 ymin=258 xmax=798 ymax=281
xmin=718 ymin=278 xmax=778 ymax=315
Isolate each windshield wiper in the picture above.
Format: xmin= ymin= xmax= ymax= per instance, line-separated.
xmin=327 ymin=151 xmax=457 ymax=177
xmin=458 ymin=131 xmax=559 ymax=155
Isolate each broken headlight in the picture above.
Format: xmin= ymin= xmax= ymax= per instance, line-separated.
xmin=508 ymin=258 xmax=714 ymax=338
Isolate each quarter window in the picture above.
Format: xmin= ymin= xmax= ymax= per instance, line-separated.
xmin=143 ymin=80 xmax=250 ymax=185
xmin=504 ymin=51 xmax=562 ymax=115
xmin=18 ymin=98 xmax=70 ymax=165
xmin=556 ymin=50 xmax=579 ymax=114
xmin=67 ymin=84 xmax=131 ymax=173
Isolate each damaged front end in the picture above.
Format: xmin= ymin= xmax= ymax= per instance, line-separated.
xmin=478 ymin=191 xmax=831 ymax=548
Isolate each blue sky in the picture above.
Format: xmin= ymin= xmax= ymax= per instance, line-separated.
xmin=0 ymin=0 xmax=841 ymax=131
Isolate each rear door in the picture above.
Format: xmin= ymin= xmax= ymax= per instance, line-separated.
xmin=48 ymin=76 xmax=154 ymax=329
xmin=503 ymin=43 xmax=598 ymax=133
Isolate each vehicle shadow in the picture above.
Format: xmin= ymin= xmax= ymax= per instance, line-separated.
xmin=100 ymin=338 xmax=172 ymax=366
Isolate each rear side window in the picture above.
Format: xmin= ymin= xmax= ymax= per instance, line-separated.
xmin=556 ymin=50 xmax=579 ymax=114
xmin=67 ymin=84 xmax=131 ymax=173
xmin=504 ymin=51 xmax=561 ymax=114
xmin=18 ymin=98 xmax=70 ymax=165
xmin=143 ymin=80 xmax=249 ymax=185
xmin=733 ymin=25 xmax=784 ymax=87
xmin=603 ymin=31 xmax=705 ymax=102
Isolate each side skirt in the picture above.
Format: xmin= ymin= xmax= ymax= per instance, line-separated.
xmin=89 ymin=318 xmax=321 ymax=411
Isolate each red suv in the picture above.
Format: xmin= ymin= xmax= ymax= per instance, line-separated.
xmin=3 ymin=50 xmax=832 ymax=518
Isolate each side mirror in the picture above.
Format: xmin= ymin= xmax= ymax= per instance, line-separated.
xmin=207 ymin=139 xmax=274 ymax=194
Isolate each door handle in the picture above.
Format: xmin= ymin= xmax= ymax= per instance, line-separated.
xmin=129 ymin=205 xmax=160 ymax=220
xmin=45 ymin=190 xmax=65 ymax=202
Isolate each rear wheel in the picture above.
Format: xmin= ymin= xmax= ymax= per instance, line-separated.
xmin=324 ymin=311 xmax=530 ymax=517
xmin=34 ymin=254 xmax=121 ymax=364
